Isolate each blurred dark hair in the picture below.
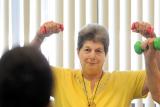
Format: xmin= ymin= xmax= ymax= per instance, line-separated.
xmin=0 ymin=46 xmax=52 ymax=107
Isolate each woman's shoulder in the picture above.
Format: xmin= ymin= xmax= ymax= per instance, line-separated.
xmin=103 ymin=70 xmax=146 ymax=80
xmin=52 ymin=66 xmax=80 ymax=71
xmin=107 ymin=70 xmax=145 ymax=75
xmin=51 ymin=66 xmax=81 ymax=75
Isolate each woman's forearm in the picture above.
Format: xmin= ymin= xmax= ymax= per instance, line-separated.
xmin=30 ymin=21 xmax=63 ymax=48
xmin=30 ymin=34 xmax=45 ymax=49
xmin=145 ymin=57 xmax=160 ymax=103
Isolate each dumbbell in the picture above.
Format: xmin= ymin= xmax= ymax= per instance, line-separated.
xmin=134 ymin=37 xmax=160 ymax=54
xmin=131 ymin=22 xmax=160 ymax=54
xmin=40 ymin=22 xmax=64 ymax=34
xmin=131 ymin=22 xmax=155 ymax=38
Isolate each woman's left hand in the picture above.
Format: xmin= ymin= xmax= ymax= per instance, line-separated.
xmin=132 ymin=21 xmax=160 ymax=70
xmin=141 ymin=38 xmax=157 ymax=64
xmin=131 ymin=21 xmax=156 ymax=38
xmin=135 ymin=22 xmax=160 ymax=103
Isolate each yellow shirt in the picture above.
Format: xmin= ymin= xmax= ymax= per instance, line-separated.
xmin=52 ymin=67 xmax=147 ymax=107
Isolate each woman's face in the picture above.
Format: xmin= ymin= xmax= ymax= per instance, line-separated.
xmin=78 ymin=40 xmax=106 ymax=74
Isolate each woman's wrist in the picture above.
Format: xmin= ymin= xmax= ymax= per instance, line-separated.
xmin=37 ymin=35 xmax=45 ymax=42
xmin=35 ymin=32 xmax=45 ymax=43
xmin=30 ymin=35 xmax=44 ymax=48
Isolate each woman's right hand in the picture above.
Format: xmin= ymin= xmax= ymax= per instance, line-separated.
xmin=37 ymin=21 xmax=63 ymax=38
xmin=31 ymin=21 xmax=63 ymax=48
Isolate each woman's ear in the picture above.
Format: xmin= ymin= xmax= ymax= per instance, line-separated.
xmin=77 ymin=48 xmax=80 ymax=56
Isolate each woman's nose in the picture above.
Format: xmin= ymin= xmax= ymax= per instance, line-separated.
xmin=89 ymin=51 xmax=96 ymax=58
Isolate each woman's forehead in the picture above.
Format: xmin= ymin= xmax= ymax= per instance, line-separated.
xmin=82 ymin=40 xmax=104 ymax=48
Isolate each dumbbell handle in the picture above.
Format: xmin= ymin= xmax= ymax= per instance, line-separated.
xmin=134 ymin=37 xmax=160 ymax=54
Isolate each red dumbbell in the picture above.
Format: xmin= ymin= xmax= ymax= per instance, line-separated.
xmin=131 ymin=22 xmax=154 ymax=38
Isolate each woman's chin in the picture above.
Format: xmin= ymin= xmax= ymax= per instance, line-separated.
xmin=83 ymin=64 xmax=100 ymax=72
xmin=87 ymin=67 xmax=99 ymax=72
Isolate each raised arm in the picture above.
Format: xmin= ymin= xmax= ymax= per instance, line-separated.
xmin=132 ymin=21 xmax=160 ymax=103
xmin=31 ymin=21 xmax=63 ymax=48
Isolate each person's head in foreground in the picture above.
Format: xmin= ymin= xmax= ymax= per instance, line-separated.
xmin=0 ymin=46 xmax=52 ymax=107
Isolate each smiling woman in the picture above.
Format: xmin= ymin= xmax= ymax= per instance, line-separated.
xmin=30 ymin=21 xmax=160 ymax=107
xmin=1 ymin=0 xmax=160 ymax=106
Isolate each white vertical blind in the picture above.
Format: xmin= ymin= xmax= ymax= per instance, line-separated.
xmin=119 ymin=0 xmax=131 ymax=70
xmin=0 ymin=0 xmax=2 ymax=56
xmin=29 ymin=0 xmax=41 ymax=42
xmin=98 ymin=0 xmax=109 ymax=70
xmin=108 ymin=0 xmax=120 ymax=71
xmin=0 ymin=0 xmax=159 ymax=106
xmin=0 ymin=0 xmax=9 ymax=56
xmin=143 ymin=0 xmax=154 ymax=23
xmin=63 ymin=0 xmax=75 ymax=68
xmin=98 ymin=0 xmax=108 ymax=26
xmin=54 ymin=0 xmax=63 ymax=67
xmin=75 ymin=0 xmax=86 ymax=69
xmin=154 ymin=0 xmax=160 ymax=36
xmin=11 ymin=0 xmax=20 ymax=47
xmin=86 ymin=0 xmax=98 ymax=23
xmin=23 ymin=0 xmax=30 ymax=45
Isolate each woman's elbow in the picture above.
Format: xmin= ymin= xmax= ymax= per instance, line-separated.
xmin=152 ymin=94 xmax=160 ymax=104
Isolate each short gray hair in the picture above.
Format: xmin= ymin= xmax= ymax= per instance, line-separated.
xmin=78 ymin=23 xmax=109 ymax=55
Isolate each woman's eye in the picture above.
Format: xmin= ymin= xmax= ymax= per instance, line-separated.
xmin=84 ymin=49 xmax=90 ymax=52
xmin=96 ymin=49 xmax=104 ymax=54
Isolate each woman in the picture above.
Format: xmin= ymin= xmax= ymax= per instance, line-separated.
xmin=31 ymin=21 xmax=160 ymax=107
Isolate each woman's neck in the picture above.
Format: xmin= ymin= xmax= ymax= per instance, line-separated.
xmin=82 ymin=70 xmax=103 ymax=81
xmin=82 ymin=70 xmax=103 ymax=93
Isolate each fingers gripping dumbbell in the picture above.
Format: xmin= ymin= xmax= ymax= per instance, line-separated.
xmin=134 ymin=38 xmax=160 ymax=54
xmin=131 ymin=22 xmax=155 ymax=38
xmin=131 ymin=22 xmax=160 ymax=54
xmin=39 ymin=21 xmax=64 ymax=34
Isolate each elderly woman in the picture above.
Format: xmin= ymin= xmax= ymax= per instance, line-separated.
xmin=31 ymin=21 xmax=160 ymax=107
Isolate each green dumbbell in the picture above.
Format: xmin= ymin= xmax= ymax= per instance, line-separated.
xmin=134 ymin=37 xmax=160 ymax=54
